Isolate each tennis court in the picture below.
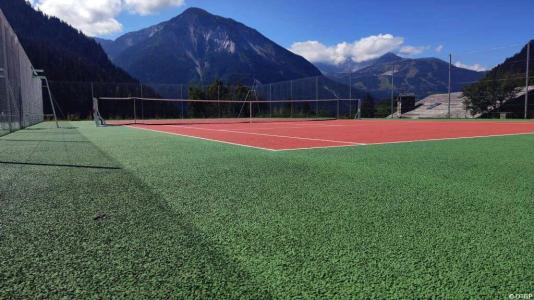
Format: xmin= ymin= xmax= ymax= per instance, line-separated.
xmin=126 ymin=120 xmax=534 ymax=151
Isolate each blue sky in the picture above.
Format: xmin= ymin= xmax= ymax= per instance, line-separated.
xmin=32 ymin=0 xmax=534 ymax=70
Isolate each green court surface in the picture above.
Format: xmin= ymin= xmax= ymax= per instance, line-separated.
xmin=1 ymin=121 xmax=533 ymax=298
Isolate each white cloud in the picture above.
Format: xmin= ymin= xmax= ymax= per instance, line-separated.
xmin=290 ymin=34 xmax=430 ymax=65
xmin=435 ymin=45 xmax=444 ymax=53
xmin=454 ymin=61 xmax=488 ymax=72
xmin=399 ymin=45 xmax=430 ymax=56
xmin=32 ymin=0 xmax=185 ymax=36
xmin=124 ymin=0 xmax=185 ymax=15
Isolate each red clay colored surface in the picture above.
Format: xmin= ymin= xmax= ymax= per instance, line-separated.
xmin=128 ymin=120 xmax=534 ymax=151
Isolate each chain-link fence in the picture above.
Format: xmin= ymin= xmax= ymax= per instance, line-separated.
xmin=44 ymin=41 xmax=534 ymax=122
xmin=0 ymin=8 xmax=43 ymax=137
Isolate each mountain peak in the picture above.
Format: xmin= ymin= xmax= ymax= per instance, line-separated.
xmin=375 ymin=52 xmax=403 ymax=64
xmin=181 ymin=7 xmax=211 ymax=16
xmin=99 ymin=6 xmax=321 ymax=84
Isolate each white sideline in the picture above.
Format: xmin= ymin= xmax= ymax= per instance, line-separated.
xmin=125 ymin=126 xmax=277 ymax=151
xmin=125 ymin=125 xmax=534 ymax=152
xmin=166 ymin=125 xmax=364 ymax=145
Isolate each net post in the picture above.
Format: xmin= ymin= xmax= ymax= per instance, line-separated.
xmin=133 ymin=97 xmax=137 ymax=124
xmin=269 ymin=83 xmax=272 ymax=119
xmin=249 ymin=99 xmax=253 ymax=123
xmin=180 ymin=84 xmax=184 ymax=119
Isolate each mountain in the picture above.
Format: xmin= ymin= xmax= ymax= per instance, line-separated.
xmin=317 ymin=53 xmax=404 ymax=75
xmin=98 ymin=8 xmax=322 ymax=85
xmin=0 ymin=0 xmax=138 ymax=117
xmin=464 ymin=41 xmax=534 ymax=117
xmin=325 ymin=53 xmax=486 ymax=99
xmin=477 ymin=40 xmax=533 ymax=78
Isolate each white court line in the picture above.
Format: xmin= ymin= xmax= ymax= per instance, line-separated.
xmin=275 ymin=144 xmax=365 ymax=152
xmin=126 ymin=125 xmax=534 ymax=152
xmin=125 ymin=126 xmax=277 ymax=151
xmin=363 ymin=131 xmax=534 ymax=146
xmin=237 ymin=124 xmax=349 ymax=131
xmin=166 ymin=125 xmax=364 ymax=145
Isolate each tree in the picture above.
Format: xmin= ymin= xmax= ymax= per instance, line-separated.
xmin=361 ymin=93 xmax=376 ymax=118
xmin=374 ymin=101 xmax=391 ymax=118
xmin=463 ymin=73 xmax=521 ymax=115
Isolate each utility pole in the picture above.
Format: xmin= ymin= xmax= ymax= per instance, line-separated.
xmin=526 ymin=41 xmax=530 ymax=119
xmin=448 ymin=53 xmax=452 ymax=119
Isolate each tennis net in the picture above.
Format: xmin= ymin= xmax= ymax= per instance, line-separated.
xmin=94 ymin=97 xmax=361 ymax=126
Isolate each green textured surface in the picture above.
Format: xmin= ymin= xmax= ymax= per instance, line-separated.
xmin=1 ymin=121 xmax=533 ymax=299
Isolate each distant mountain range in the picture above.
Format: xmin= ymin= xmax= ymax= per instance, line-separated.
xmin=322 ymin=53 xmax=486 ymax=99
xmin=98 ymin=8 xmax=321 ymax=85
xmin=0 ymin=0 xmax=137 ymax=116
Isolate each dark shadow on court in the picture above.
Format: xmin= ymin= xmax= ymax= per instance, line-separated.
xmin=0 ymin=139 xmax=91 ymax=143
xmin=1 ymin=123 xmax=273 ymax=298
xmin=0 ymin=161 xmax=122 ymax=170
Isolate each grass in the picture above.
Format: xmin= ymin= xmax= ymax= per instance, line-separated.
xmin=1 ymin=121 xmax=534 ymax=298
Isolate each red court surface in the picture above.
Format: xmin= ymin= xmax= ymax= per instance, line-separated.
xmin=128 ymin=120 xmax=534 ymax=151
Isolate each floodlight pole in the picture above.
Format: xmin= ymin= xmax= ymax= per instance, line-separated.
xmin=448 ymin=53 xmax=452 ymax=119
xmin=525 ymin=41 xmax=530 ymax=119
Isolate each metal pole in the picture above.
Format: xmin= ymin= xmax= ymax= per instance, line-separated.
xmin=315 ymin=76 xmax=319 ymax=116
xmin=180 ymin=84 xmax=184 ymax=119
xmin=290 ymin=80 xmax=293 ymax=117
xmin=337 ymin=98 xmax=340 ymax=119
xmin=133 ymin=97 xmax=137 ymax=124
xmin=269 ymin=83 xmax=272 ymax=118
xmin=349 ymin=72 xmax=352 ymax=119
xmin=44 ymin=78 xmax=59 ymax=128
xmin=249 ymin=93 xmax=253 ymax=123
xmin=140 ymin=83 xmax=144 ymax=120
xmin=218 ymin=83 xmax=221 ymax=118
xmin=390 ymin=66 xmax=395 ymax=117
xmin=1 ymin=27 xmax=12 ymax=132
xmin=357 ymin=99 xmax=362 ymax=119
xmin=448 ymin=53 xmax=452 ymax=119
xmin=526 ymin=41 xmax=530 ymax=119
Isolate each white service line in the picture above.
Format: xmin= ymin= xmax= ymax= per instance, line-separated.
xmin=125 ymin=126 xmax=277 ymax=151
xmin=166 ymin=125 xmax=364 ymax=145
xmin=238 ymin=124 xmax=350 ymax=130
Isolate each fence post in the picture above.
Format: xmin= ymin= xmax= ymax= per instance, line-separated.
xmin=526 ymin=41 xmax=530 ymax=119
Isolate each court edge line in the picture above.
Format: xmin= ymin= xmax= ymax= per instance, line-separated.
xmin=166 ymin=125 xmax=364 ymax=145
xmin=362 ymin=131 xmax=534 ymax=146
xmin=126 ymin=126 xmax=534 ymax=152
xmin=274 ymin=144 xmax=365 ymax=152
xmin=273 ymin=131 xmax=534 ymax=151
xmin=125 ymin=126 xmax=277 ymax=152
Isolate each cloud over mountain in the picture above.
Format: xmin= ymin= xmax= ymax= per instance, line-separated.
xmin=290 ymin=34 xmax=432 ymax=65
xmin=31 ymin=0 xmax=185 ymax=36
xmin=454 ymin=61 xmax=488 ymax=72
